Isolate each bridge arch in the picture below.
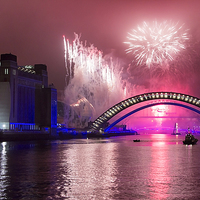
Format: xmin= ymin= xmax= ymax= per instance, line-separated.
xmin=104 ymin=102 xmax=200 ymax=132
xmin=89 ymin=92 xmax=200 ymax=132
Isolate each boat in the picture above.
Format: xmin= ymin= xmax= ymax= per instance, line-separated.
xmin=183 ymin=133 xmax=198 ymax=145
xmin=171 ymin=123 xmax=181 ymax=135
xmin=133 ymin=139 xmax=140 ymax=142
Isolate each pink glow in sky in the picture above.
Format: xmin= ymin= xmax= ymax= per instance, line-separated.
xmin=0 ymin=0 xmax=200 ymax=90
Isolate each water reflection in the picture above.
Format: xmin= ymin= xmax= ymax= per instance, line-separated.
xmin=0 ymin=142 xmax=8 ymax=199
xmin=47 ymin=141 xmax=119 ymax=199
xmin=150 ymin=139 xmax=170 ymax=199
xmin=0 ymin=135 xmax=200 ymax=199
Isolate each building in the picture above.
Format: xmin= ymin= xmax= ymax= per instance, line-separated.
xmin=0 ymin=53 xmax=57 ymax=135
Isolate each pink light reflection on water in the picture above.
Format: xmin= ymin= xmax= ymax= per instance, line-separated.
xmin=129 ymin=133 xmax=184 ymax=147
xmin=55 ymin=140 xmax=119 ymax=199
xmin=151 ymin=133 xmax=166 ymax=146
xmin=149 ymin=134 xmax=171 ymax=199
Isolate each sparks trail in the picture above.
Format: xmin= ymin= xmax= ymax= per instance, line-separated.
xmin=124 ymin=21 xmax=189 ymax=67
xmin=63 ymin=33 xmax=125 ymax=128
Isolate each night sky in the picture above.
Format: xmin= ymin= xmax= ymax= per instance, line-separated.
xmin=1 ymin=0 xmax=200 ymax=90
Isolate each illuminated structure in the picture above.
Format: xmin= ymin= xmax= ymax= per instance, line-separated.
xmin=90 ymin=92 xmax=200 ymax=132
xmin=0 ymin=53 xmax=57 ymax=134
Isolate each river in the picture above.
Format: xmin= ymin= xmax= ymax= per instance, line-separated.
xmin=1 ymin=134 xmax=200 ymax=199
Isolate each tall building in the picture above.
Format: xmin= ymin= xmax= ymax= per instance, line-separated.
xmin=0 ymin=53 xmax=57 ymax=134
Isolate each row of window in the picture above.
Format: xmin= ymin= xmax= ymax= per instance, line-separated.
xmin=10 ymin=123 xmax=39 ymax=131
xmin=2 ymin=68 xmax=17 ymax=76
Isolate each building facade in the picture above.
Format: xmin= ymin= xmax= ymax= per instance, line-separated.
xmin=0 ymin=53 xmax=57 ymax=134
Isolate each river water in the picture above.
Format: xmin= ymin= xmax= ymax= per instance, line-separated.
xmin=1 ymin=134 xmax=200 ymax=200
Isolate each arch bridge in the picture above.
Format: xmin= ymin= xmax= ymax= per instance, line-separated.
xmin=89 ymin=92 xmax=200 ymax=132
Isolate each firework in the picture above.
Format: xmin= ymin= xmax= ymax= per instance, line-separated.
xmin=124 ymin=21 xmax=189 ymax=67
xmin=63 ymin=35 xmax=69 ymax=76
xmin=63 ymin=33 xmax=126 ymax=128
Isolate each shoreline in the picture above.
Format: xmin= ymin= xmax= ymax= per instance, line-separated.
xmin=0 ymin=130 xmax=139 ymax=142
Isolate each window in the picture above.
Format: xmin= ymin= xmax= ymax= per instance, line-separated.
xmin=4 ymin=68 xmax=8 ymax=74
xmin=13 ymin=69 xmax=16 ymax=75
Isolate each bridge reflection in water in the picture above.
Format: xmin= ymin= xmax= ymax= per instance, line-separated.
xmin=89 ymin=92 xmax=200 ymax=132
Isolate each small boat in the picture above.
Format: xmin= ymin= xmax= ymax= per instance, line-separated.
xmin=133 ymin=139 xmax=140 ymax=142
xmin=183 ymin=133 xmax=198 ymax=145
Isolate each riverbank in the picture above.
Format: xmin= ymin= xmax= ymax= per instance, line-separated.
xmin=86 ymin=130 xmax=139 ymax=139
xmin=0 ymin=131 xmax=54 ymax=142
xmin=0 ymin=130 xmax=139 ymax=142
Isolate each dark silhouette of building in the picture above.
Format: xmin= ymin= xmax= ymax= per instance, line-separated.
xmin=0 ymin=53 xmax=57 ymax=135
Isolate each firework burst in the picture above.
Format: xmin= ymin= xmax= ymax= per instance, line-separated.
xmin=63 ymin=33 xmax=127 ymax=128
xmin=125 ymin=21 xmax=189 ymax=67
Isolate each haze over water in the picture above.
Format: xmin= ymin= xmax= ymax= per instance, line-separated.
xmin=1 ymin=134 xmax=200 ymax=199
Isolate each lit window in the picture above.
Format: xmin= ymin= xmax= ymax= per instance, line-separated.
xmin=4 ymin=68 xmax=8 ymax=74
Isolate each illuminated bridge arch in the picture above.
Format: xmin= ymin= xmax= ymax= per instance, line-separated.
xmin=89 ymin=92 xmax=200 ymax=132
